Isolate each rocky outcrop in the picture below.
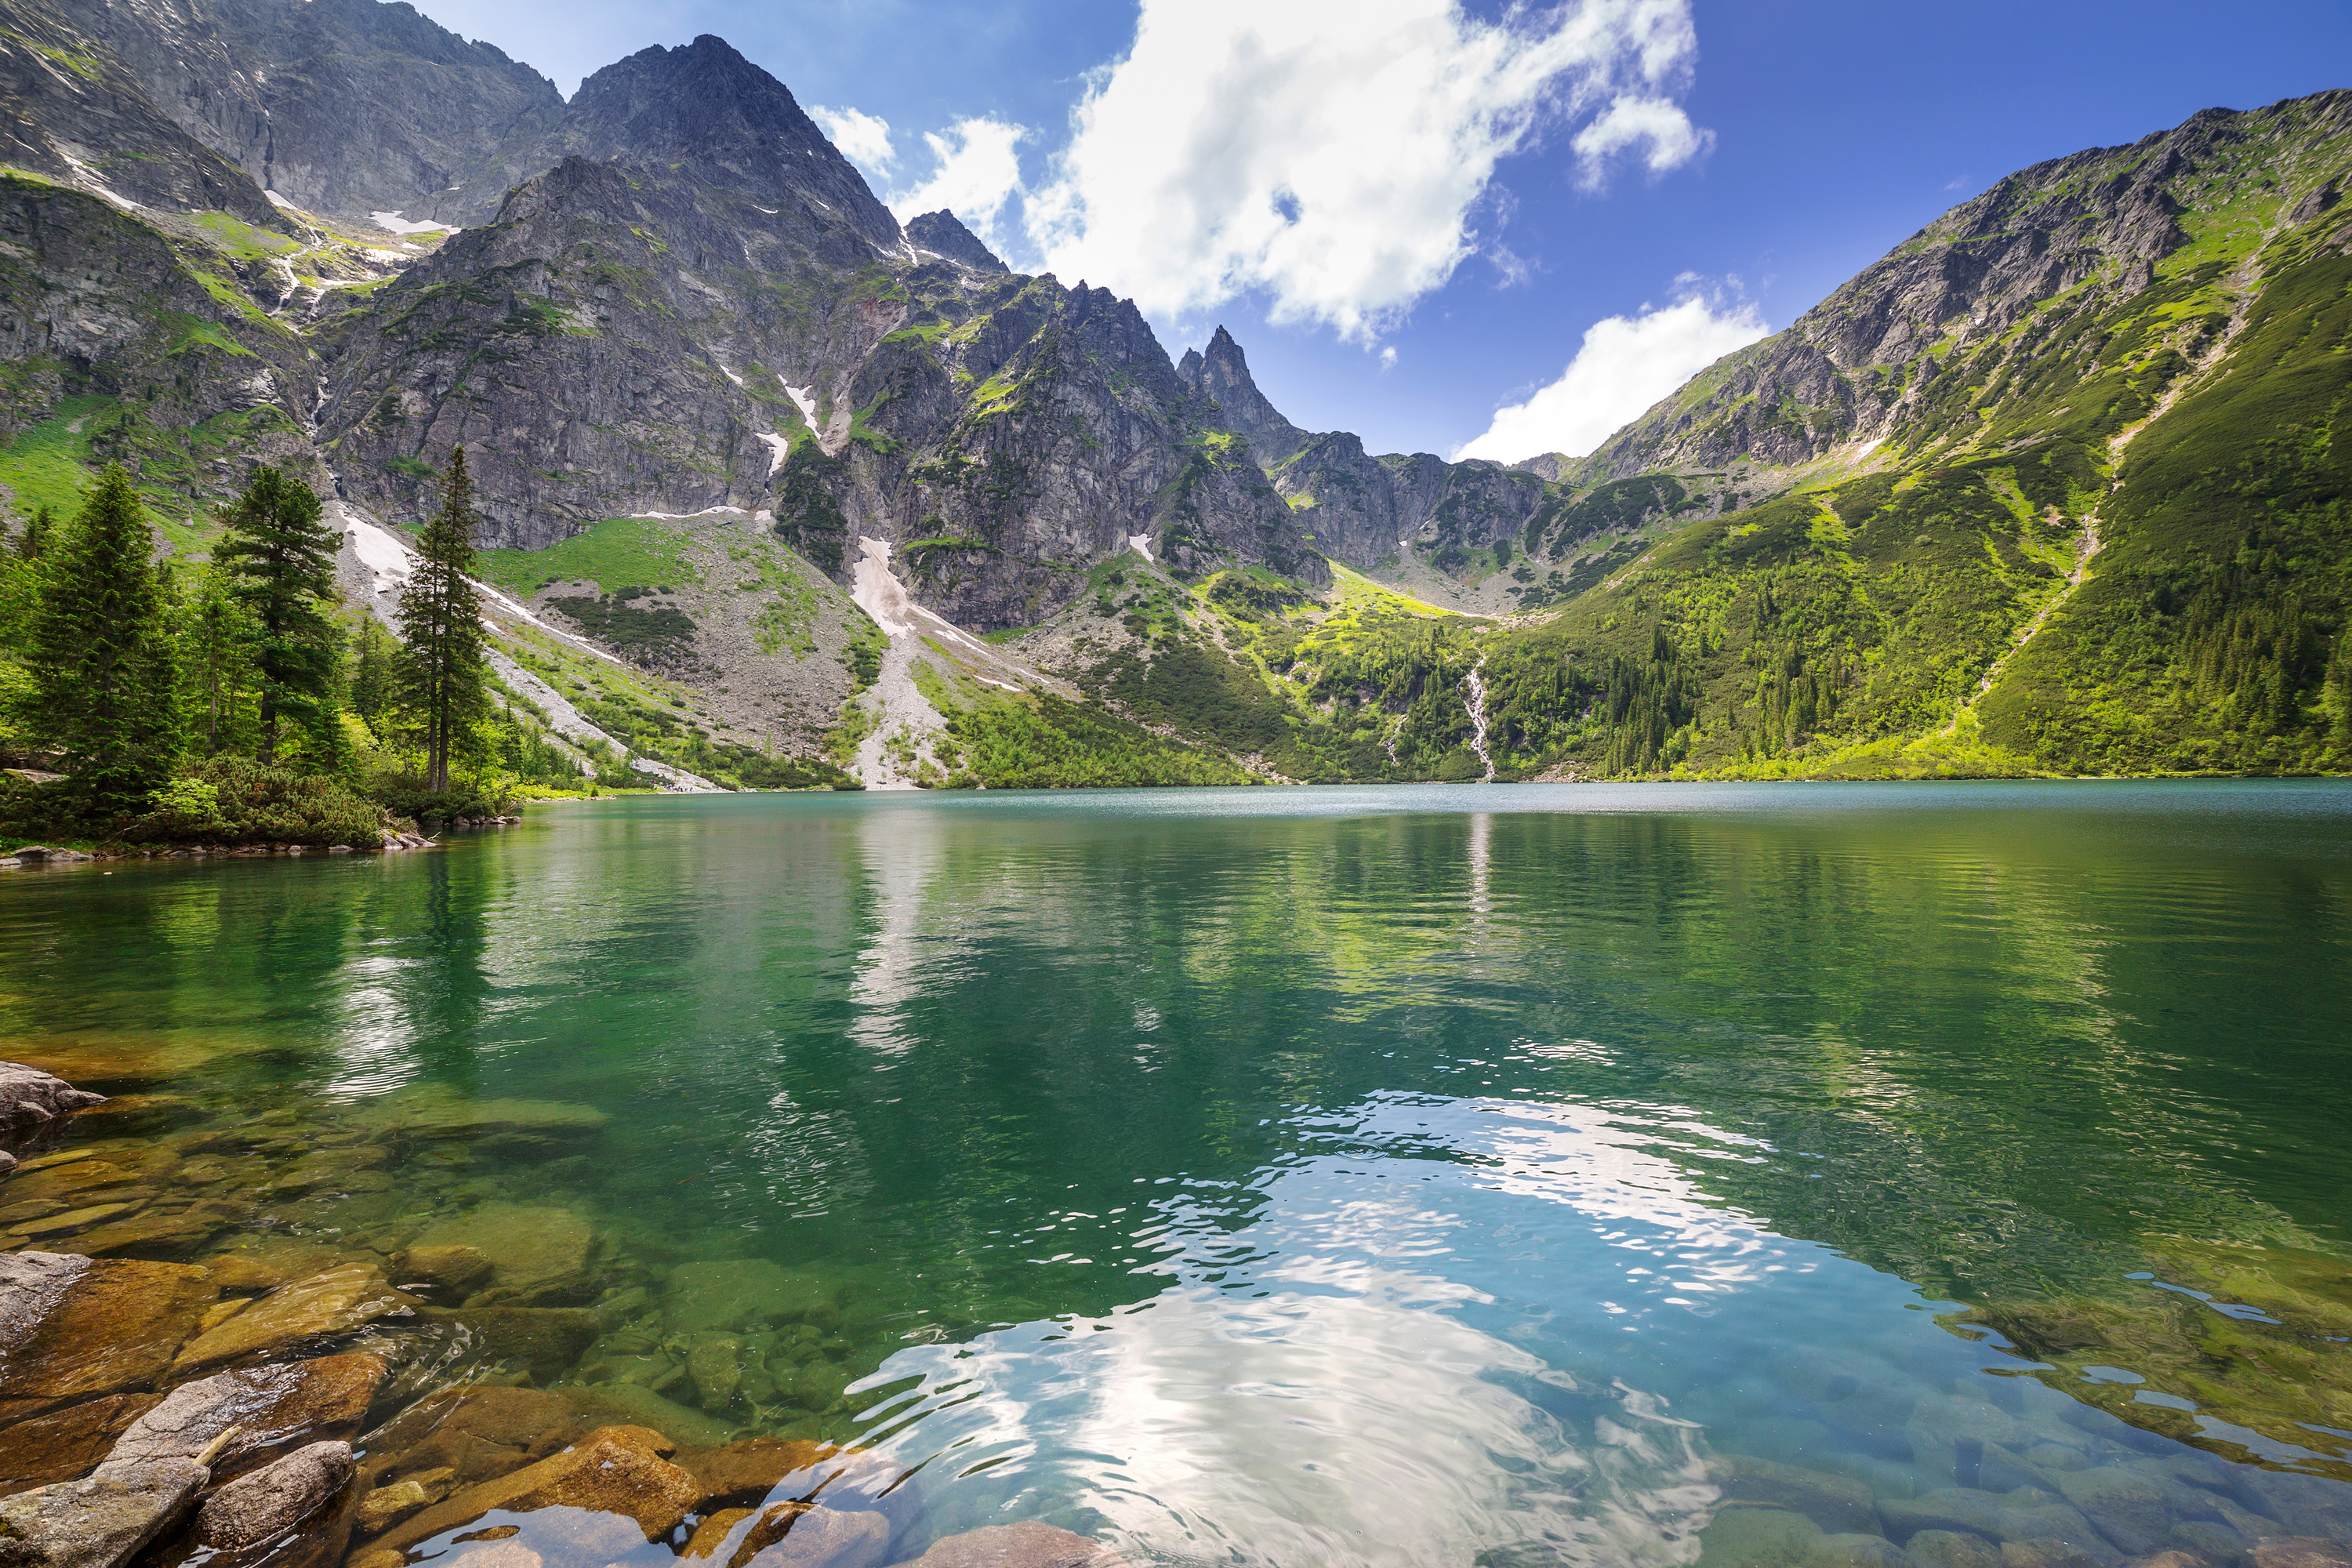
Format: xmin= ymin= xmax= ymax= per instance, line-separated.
xmin=321 ymin=140 xmax=1325 ymax=615
xmin=537 ymin=36 xmax=897 ymax=248
xmin=0 ymin=1257 xmax=217 ymax=1403
xmin=53 ymin=0 xmax=562 ymax=224
xmin=1175 ymin=325 xmax=1547 ymax=571
xmin=0 ymin=176 xmax=317 ymax=464
xmin=107 ymin=1354 xmax=385 ymax=1481
xmin=1178 ymin=326 xmax=1309 ymax=466
xmin=0 ymin=1065 xmax=104 ymax=1138
xmin=0 ymin=1457 xmax=211 ymax=1568
xmin=366 ymin=1425 xmax=701 ymax=1555
xmin=906 ymin=210 xmax=1006 ymax=274
xmin=190 ymin=1440 xmax=353 ymax=1552
xmin=0 ymin=0 xmax=287 ymax=227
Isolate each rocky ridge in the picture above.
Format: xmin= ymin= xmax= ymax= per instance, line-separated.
xmin=1570 ymin=91 xmax=2352 ymax=482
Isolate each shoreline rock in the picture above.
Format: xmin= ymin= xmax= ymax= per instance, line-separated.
xmin=0 ymin=1065 xmax=107 ymax=1142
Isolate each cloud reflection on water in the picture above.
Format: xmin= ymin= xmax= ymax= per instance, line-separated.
xmin=833 ymin=1092 xmax=1773 ymax=1566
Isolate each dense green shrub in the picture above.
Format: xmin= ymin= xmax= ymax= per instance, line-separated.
xmin=366 ymin=773 xmax=516 ymax=826
xmin=125 ymin=755 xmax=390 ymax=845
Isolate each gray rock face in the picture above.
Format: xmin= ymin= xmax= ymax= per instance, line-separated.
xmin=0 ymin=1250 xmax=89 ymax=1352
xmin=0 ymin=176 xmax=322 ymax=492
xmin=906 ymin=210 xmax=1006 ymax=274
xmin=320 ymin=145 xmax=1324 ymax=619
xmin=107 ymin=1353 xmax=387 ymax=1478
xmin=0 ymin=1062 xmax=105 ymax=1137
xmin=50 ymin=0 xmax=559 ymax=223
xmin=193 ymin=1440 xmax=354 ymax=1550
xmin=0 ymin=0 xmax=286 ymax=227
xmin=1180 ymin=325 xmax=1309 ymax=466
xmin=546 ymin=35 xmax=898 ymax=249
xmin=1174 ymin=325 xmax=1546 ymax=571
xmin=0 ymin=1457 xmax=208 ymax=1568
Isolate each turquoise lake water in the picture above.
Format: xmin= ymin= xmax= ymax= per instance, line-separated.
xmin=3 ymin=781 xmax=2350 ymax=1566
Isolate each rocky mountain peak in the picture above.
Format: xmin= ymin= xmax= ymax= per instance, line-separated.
xmin=1188 ymin=325 xmax=1309 ymax=465
xmin=1574 ymin=88 xmax=2352 ymax=482
xmin=561 ymin=34 xmax=898 ymax=249
xmin=905 ymin=209 xmax=1006 ymax=273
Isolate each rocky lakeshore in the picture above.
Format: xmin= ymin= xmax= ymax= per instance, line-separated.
xmin=0 ymin=1061 xmax=1134 ymax=1568
xmin=2 ymin=1055 xmax=2350 ymax=1568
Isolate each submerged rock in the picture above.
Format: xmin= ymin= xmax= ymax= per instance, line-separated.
xmin=688 ymin=1334 xmax=744 ymax=1413
xmin=2051 ymin=1468 xmax=2194 ymax=1556
xmin=0 ymin=1394 xmax=162 ymax=1497
xmin=358 ymin=1386 xmax=590 ymax=1492
xmin=350 ymin=1468 xmax=452 ymax=1537
xmin=0 ymin=1257 xmax=216 ymax=1403
xmin=67 ymin=1204 xmax=237 ymax=1258
xmin=895 ymin=1522 xmax=1128 ymax=1568
xmin=1707 ymin=1455 xmax=1880 ymax=1536
xmin=368 ymin=1426 xmax=702 ymax=1555
xmin=192 ymin=1440 xmax=354 ymax=1551
xmin=411 ymin=1205 xmax=594 ymax=1305
xmin=396 ymin=1244 xmax=493 ymax=1294
xmin=664 ymin=1259 xmax=847 ymax=1336
xmin=741 ymin=1505 xmax=887 ymax=1568
xmin=1998 ymin=1542 xmax=2105 ymax=1568
xmin=415 ymin=1305 xmax=597 ymax=1383
xmin=0 ymin=1252 xmax=89 ymax=1351
xmin=673 ymin=1436 xmax=838 ymax=1512
xmin=2252 ymin=1543 xmax=2352 ymax=1568
xmin=1910 ymin=1532 xmax=2004 ymax=1568
xmin=169 ymin=1265 xmax=404 ymax=1374
xmin=1697 ymin=1506 xmax=1826 ymax=1568
xmin=0 ymin=1457 xmax=208 ymax=1568
xmin=0 ymin=1063 xmax=106 ymax=1138
xmin=345 ymin=1088 xmax=610 ymax=1158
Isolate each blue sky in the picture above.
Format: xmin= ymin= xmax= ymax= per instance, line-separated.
xmin=414 ymin=0 xmax=2352 ymax=462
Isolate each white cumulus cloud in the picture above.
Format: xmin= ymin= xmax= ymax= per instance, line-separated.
xmin=1024 ymin=0 xmax=1708 ymax=341
xmin=887 ymin=117 xmax=1030 ymax=244
xmin=810 ymin=105 xmax=896 ymax=172
xmin=1455 ymin=289 xmax=1768 ymax=463
xmin=1570 ymin=93 xmax=1711 ymax=186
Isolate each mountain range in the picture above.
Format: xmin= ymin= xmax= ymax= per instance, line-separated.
xmin=0 ymin=0 xmax=2345 ymax=787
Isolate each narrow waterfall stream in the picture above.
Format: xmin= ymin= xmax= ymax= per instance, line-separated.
xmin=1463 ymin=655 xmax=1495 ymax=782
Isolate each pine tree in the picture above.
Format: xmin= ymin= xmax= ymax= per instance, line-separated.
xmin=214 ymin=467 xmax=340 ymax=764
xmin=397 ymin=448 xmax=486 ymax=794
xmin=16 ymin=505 xmax=53 ymax=561
xmin=183 ymin=564 xmax=259 ymax=756
xmin=348 ymin=613 xmax=401 ymax=733
xmin=18 ymin=468 xmax=180 ymax=813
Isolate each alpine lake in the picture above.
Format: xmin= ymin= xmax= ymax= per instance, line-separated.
xmin=2 ymin=780 xmax=2350 ymax=1568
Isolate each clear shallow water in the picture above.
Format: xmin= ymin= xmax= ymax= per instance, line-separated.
xmin=5 ymin=781 xmax=2352 ymax=1566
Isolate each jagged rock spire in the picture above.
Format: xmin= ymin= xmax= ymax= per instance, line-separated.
xmin=1190 ymin=326 xmax=1310 ymax=466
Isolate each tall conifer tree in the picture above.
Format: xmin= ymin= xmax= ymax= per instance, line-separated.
xmin=397 ymin=448 xmax=485 ymax=793
xmin=16 ymin=505 xmax=53 ymax=561
xmin=215 ymin=467 xmax=339 ymax=764
xmin=20 ymin=468 xmax=179 ymax=812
